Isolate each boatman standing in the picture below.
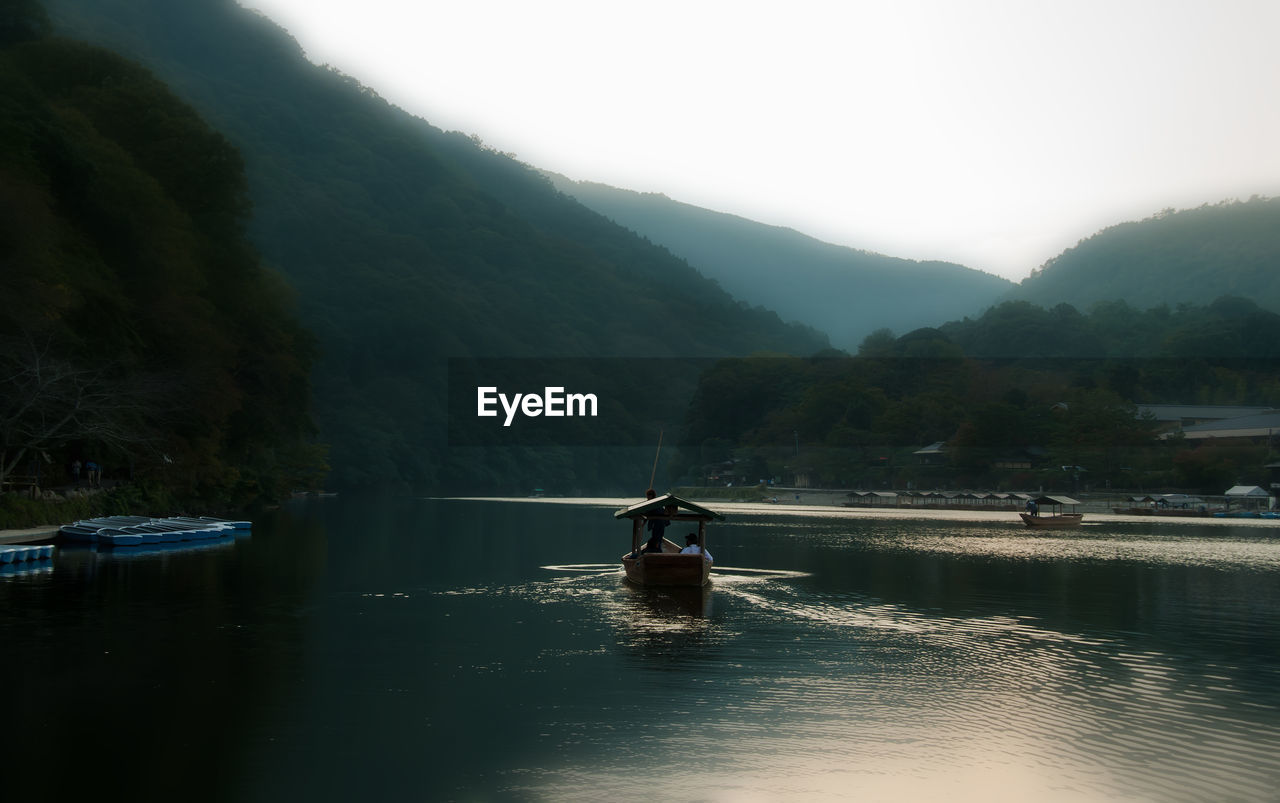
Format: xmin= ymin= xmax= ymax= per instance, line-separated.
xmin=642 ymin=503 xmax=678 ymax=553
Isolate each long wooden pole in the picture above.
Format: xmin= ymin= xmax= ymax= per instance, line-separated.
xmin=648 ymin=428 xmax=664 ymax=490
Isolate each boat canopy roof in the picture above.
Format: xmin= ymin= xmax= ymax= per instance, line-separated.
xmin=614 ymin=493 xmax=725 ymax=521
xmin=1031 ymin=494 xmax=1080 ymax=506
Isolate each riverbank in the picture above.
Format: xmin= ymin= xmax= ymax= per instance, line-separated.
xmin=439 ymin=494 xmax=1280 ymax=530
xmin=0 ymin=526 xmax=60 ymax=545
xmin=672 ymin=486 xmax=1272 ymax=517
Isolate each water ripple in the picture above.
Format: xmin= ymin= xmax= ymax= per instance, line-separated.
xmin=410 ymin=514 xmax=1280 ymax=801
xmin=484 ymin=565 xmax=1280 ymax=803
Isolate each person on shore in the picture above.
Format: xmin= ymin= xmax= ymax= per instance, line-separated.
xmin=71 ymin=459 xmax=81 ymax=484
xmin=85 ymin=460 xmax=99 ymax=488
xmin=681 ymin=533 xmax=712 ymax=563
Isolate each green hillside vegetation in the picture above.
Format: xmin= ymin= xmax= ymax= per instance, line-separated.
xmin=940 ymin=296 xmax=1280 ymax=360
xmin=0 ymin=13 xmax=321 ymax=513
xmin=46 ymin=0 xmax=827 ymax=494
xmin=675 ymin=298 xmax=1280 ymax=494
xmin=548 ymin=175 xmax=1013 ymax=349
xmin=1010 ymin=198 xmax=1280 ymax=312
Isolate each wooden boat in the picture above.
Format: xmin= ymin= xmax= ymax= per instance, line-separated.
xmin=615 ymin=494 xmax=723 ymax=587
xmin=1020 ymin=495 xmax=1083 ymax=528
xmin=1021 ymin=512 xmax=1083 ymax=528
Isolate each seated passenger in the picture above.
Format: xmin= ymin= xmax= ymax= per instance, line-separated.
xmin=680 ymin=533 xmax=713 ymax=563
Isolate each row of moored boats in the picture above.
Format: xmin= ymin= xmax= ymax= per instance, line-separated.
xmin=0 ymin=544 xmax=54 ymax=564
xmin=60 ymin=515 xmax=252 ymax=547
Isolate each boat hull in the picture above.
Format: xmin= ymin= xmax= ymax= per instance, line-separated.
xmin=96 ymin=529 xmax=145 ymax=546
xmin=622 ymin=552 xmax=710 ymax=587
xmin=1020 ymin=513 xmax=1084 ymax=528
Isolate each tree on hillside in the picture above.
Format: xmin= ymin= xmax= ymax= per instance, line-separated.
xmin=0 ymin=334 xmax=167 ymax=488
xmin=857 ymin=328 xmax=896 ymax=357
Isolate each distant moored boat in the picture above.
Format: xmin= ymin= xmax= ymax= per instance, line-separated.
xmin=1020 ymin=495 xmax=1084 ymax=528
xmin=58 ymin=514 xmax=249 ymax=547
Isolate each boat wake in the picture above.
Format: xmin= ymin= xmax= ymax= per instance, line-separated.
xmin=706 ymin=566 xmax=811 ymax=582
xmin=540 ymin=564 xmax=810 ymax=583
xmin=541 ymin=563 xmax=621 ymax=574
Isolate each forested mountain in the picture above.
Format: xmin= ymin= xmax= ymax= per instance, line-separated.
xmin=1009 ymin=198 xmax=1280 ymax=312
xmin=938 ymin=296 xmax=1280 ymax=359
xmin=548 ymin=175 xmax=1013 ymax=349
xmin=675 ymin=298 xmax=1280 ymax=494
xmin=42 ymin=0 xmax=827 ymax=492
xmin=0 ymin=8 xmax=321 ymax=506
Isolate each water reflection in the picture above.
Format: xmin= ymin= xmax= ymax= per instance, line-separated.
xmin=537 ymin=565 xmax=821 ymax=659
xmin=609 ymin=584 xmax=714 ymax=653
xmin=870 ymin=525 xmax=1280 ymax=572
xmin=5 ymin=497 xmax=1280 ymax=802
xmin=0 ymin=561 xmax=54 ymax=579
xmin=0 ymin=506 xmax=326 ymax=803
xmin=507 ymin=509 xmax=1280 ymax=802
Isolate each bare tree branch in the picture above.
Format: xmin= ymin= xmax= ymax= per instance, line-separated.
xmin=0 ymin=333 xmax=173 ymax=485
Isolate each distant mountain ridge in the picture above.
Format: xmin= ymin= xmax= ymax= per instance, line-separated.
xmin=1008 ymin=198 xmax=1280 ymax=313
xmin=546 ymin=174 xmax=1013 ymax=349
xmin=44 ymin=0 xmax=827 ymax=492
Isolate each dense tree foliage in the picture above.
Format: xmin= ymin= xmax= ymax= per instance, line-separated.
xmin=1010 ymin=198 xmax=1280 ymax=313
xmin=675 ymin=298 xmax=1280 ymax=494
xmin=45 ymin=0 xmax=827 ymax=493
xmin=0 ymin=29 xmax=321 ymax=506
xmin=940 ymin=296 xmax=1280 ymax=362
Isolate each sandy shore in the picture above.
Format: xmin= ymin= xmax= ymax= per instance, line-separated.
xmin=0 ymin=526 xmax=60 ymax=545
xmin=435 ymin=496 xmax=1280 ymax=529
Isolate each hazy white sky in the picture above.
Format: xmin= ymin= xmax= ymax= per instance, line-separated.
xmin=239 ymin=0 xmax=1280 ymax=281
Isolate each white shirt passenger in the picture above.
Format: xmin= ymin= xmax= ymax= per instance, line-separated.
xmin=680 ymin=543 xmax=713 ymax=563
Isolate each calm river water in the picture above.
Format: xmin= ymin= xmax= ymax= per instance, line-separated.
xmin=3 ymin=497 xmax=1280 ymax=802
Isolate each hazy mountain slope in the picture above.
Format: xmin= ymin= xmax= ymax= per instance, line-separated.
xmin=548 ymin=175 xmax=1013 ymax=349
xmin=43 ymin=0 xmax=827 ymax=491
xmin=0 ymin=28 xmax=320 ymax=505
xmin=1009 ymin=198 xmax=1280 ymax=312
